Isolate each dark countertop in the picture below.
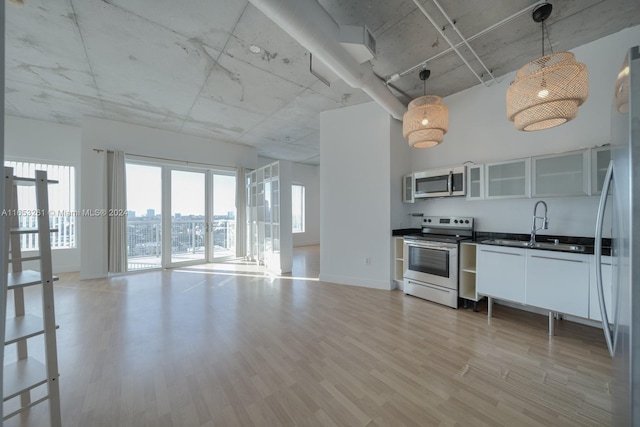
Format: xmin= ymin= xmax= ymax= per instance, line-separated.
xmin=392 ymin=228 xmax=421 ymax=236
xmin=392 ymin=228 xmax=612 ymax=256
xmin=473 ymin=231 xmax=611 ymax=256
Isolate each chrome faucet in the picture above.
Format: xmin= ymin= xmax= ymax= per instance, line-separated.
xmin=530 ymin=200 xmax=549 ymax=245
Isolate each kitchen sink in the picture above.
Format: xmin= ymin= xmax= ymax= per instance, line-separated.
xmin=481 ymin=239 xmax=586 ymax=252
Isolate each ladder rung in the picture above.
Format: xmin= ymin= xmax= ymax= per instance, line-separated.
xmin=7 ymin=270 xmax=59 ymax=289
xmin=8 ymin=256 xmax=41 ymax=263
xmin=10 ymin=228 xmax=59 ymax=234
xmin=10 ymin=176 xmax=59 ymax=186
xmin=2 ymin=357 xmax=48 ymax=401
xmin=3 ymin=395 xmax=50 ymax=420
xmin=4 ymin=314 xmax=44 ymax=345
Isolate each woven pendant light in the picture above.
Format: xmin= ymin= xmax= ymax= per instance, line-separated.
xmin=506 ymin=3 xmax=588 ymax=131
xmin=403 ymin=69 xmax=449 ymax=148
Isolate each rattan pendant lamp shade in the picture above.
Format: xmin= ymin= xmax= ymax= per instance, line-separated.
xmin=403 ymin=69 xmax=449 ymax=148
xmin=506 ymin=3 xmax=588 ymax=131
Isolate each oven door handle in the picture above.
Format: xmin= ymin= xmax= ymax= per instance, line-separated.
xmin=405 ymin=241 xmax=457 ymax=251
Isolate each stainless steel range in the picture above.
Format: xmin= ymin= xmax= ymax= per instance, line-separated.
xmin=403 ymin=216 xmax=474 ymax=308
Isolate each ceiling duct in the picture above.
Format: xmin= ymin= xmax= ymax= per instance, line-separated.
xmin=340 ymin=25 xmax=376 ymax=64
xmin=247 ymin=0 xmax=407 ymax=120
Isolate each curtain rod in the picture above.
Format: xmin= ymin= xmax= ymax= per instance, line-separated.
xmin=93 ymin=148 xmax=237 ymax=170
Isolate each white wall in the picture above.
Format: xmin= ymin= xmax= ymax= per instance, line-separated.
xmin=5 ymin=116 xmax=82 ymax=272
xmin=320 ymin=102 xmax=393 ymax=290
xmin=389 ymin=117 xmax=414 ymax=230
xmin=80 ymin=117 xmax=257 ymax=279
xmin=407 ymin=25 xmax=640 ymax=237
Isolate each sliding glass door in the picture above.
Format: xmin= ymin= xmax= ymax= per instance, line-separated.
xmin=168 ymin=169 xmax=207 ymax=266
xmin=126 ymin=160 xmax=237 ymax=270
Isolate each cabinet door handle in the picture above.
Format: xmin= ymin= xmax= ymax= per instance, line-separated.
xmin=529 ymin=255 xmax=585 ymax=263
xmin=480 ymin=249 xmax=522 ymax=256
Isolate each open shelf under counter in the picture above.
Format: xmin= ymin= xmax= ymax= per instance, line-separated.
xmin=393 ymin=236 xmax=405 ymax=283
xmin=459 ymin=242 xmax=482 ymax=308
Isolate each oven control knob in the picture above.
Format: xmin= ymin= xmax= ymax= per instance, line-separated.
xmin=465 ymin=220 xmax=469 ymax=224
xmin=454 ymin=220 xmax=458 ymax=224
xmin=427 ymin=219 xmax=431 ymax=223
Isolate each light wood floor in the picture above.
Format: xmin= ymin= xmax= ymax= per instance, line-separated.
xmin=5 ymin=245 xmax=612 ymax=426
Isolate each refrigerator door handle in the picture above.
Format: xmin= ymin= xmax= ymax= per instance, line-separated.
xmin=595 ymin=160 xmax=615 ymax=357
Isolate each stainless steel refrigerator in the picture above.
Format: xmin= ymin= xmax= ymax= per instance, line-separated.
xmin=595 ymin=45 xmax=640 ymax=426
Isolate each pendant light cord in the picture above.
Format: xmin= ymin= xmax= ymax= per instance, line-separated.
xmin=544 ymin=21 xmax=554 ymax=54
xmin=423 ymin=73 xmax=426 ymax=96
xmin=541 ymin=20 xmax=545 ymax=57
xmin=541 ymin=20 xmax=554 ymax=57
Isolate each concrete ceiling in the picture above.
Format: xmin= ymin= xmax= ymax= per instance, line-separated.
xmin=6 ymin=0 xmax=640 ymax=165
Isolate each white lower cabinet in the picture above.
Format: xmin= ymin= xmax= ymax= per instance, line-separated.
xmin=526 ymin=251 xmax=590 ymax=318
xmin=477 ymin=246 xmax=526 ymax=304
xmin=477 ymin=245 xmax=592 ymax=319
xmin=589 ymin=256 xmax=613 ymax=322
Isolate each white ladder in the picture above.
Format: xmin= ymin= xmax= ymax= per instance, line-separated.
xmin=1 ymin=167 xmax=62 ymax=426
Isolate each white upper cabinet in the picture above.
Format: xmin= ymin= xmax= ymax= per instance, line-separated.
xmin=466 ymin=165 xmax=484 ymax=200
xmin=485 ymin=158 xmax=530 ymax=199
xmin=402 ymin=173 xmax=414 ymax=203
xmin=591 ymin=146 xmax=611 ymax=195
xmin=532 ymin=150 xmax=590 ymax=197
xmin=404 ymin=145 xmax=612 ymax=202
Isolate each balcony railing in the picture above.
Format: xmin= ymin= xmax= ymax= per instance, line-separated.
xmin=127 ymin=218 xmax=236 ymax=270
xmin=15 ymin=215 xmax=76 ymax=251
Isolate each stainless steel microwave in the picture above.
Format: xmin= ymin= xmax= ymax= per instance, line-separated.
xmin=414 ymin=166 xmax=466 ymax=198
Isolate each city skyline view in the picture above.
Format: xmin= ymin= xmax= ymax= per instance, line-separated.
xmin=126 ymin=163 xmax=237 ymax=218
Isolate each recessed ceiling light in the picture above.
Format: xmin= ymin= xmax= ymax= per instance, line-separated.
xmin=249 ymin=45 xmax=262 ymax=54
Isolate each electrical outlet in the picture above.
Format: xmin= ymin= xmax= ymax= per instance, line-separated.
xmin=365 ymin=257 xmax=371 ymax=265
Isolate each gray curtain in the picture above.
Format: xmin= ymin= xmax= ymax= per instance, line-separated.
xmin=107 ymin=151 xmax=127 ymax=273
xmin=235 ymin=167 xmax=246 ymax=258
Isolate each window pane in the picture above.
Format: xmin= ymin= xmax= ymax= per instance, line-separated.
xmin=292 ymin=184 xmax=305 ymax=233
xmin=4 ymin=161 xmax=76 ymax=250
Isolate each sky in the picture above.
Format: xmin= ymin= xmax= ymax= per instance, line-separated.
xmin=126 ymin=163 xmax=236 ymax=218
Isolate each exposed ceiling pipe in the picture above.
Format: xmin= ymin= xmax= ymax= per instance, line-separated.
xmin=431 ymin=0 xmax=497 ymax=85
xmin=412 ymin=0 xmax=487 ymax=86
xmin=247 ymin=0 xmax=407 ymax=120
xmin=388 ymin=1 xmax=546 ymax=84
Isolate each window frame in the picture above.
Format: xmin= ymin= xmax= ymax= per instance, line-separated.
xmin=292 ymin=184 xmax=305 ymax=234
xmin=4 ymin=158 xmax=78 ymax=251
